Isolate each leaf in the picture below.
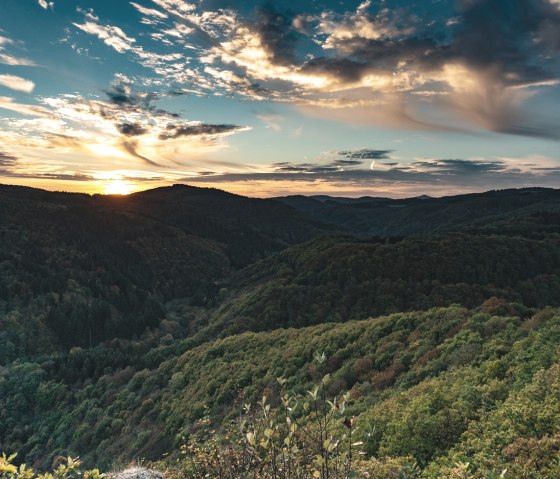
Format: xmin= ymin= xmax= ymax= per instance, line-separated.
xmin=308 ymin=386 xmax=319 ymax=400
xmin=246 ymin=432 xmax=256 ymax=446
xmin=314 ymin=351 xmax=326 ymax=364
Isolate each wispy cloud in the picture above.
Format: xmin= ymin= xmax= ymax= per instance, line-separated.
xmin=0 ymin=96 xmax=51 ymax=116
xmin=0 ymin=35 xmax=36 ymax=66
xmin=130 ymin=2 xmax=168 ymax=20
xmin=0 ymin=74 xmax=35 ymax=93
xmin=73 ymin=21 xmax=136 ymax=54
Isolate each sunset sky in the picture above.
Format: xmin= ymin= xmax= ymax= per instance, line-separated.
xmin=0 ymin=0 xmax=559 ymax=197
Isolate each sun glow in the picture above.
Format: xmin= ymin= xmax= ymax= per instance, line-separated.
xmin=103 ymin=178 xmax=135 ymax=195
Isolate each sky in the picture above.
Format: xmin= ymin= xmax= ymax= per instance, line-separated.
xmin=0 ymin=0 xmax=559 ymax=197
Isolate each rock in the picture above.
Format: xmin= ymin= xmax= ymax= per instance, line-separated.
xmin=110 ymin=467 xmax=165 ymax=479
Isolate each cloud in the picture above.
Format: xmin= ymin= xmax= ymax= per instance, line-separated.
xmin=91 ymin=0 xmax=556 ymax=138
xmin=130 ymin=2 xmax=168 ymax=19
xmin=186 ymin=156 xmax=560 ymax=196
xmin=0 ymin=96 xmax=51 ymax=117
xmin=121 ymin=139 xmax=162 ymax=167
xmin=339 ymin=149 xmax=392 ymax=160
xmin=256 ymin=111 xmax=285 ymax=131
xmin=73 ymin=21 xmax=136 ymax=53
xmin=0 ymin=35 xmax=36 ymax=66
xmin=255 ymin=4 xmax=302 ymax=66
xmin=158 ymin=123 xmax=247 ymax=140
xmin=116 ymin=122 xmax=148 ymax=136
xmin=38 ymin=0 xmax=54 ymax=10
xmin=0 ymin=151 xmax=18 ymax=167
xmin=0 ymin=76 xmax=249 ymax=172
xmin=0 ymin=74 xmax=35 ymax=93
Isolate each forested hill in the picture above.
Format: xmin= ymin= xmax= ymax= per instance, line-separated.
xmin=2 ymin=184 xmax=560 ymax=478
xmin=276 ymin=187 xmax=560 ymax=235
xmin=0 ymin=184 xmax=327 ymax=356
xmin=202 ymin=233 xmax=560 ymax=338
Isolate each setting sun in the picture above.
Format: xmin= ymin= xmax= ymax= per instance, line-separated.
xmin=103 ymin=178 xmax=135 ymax=195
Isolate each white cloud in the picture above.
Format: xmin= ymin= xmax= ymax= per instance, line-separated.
xmin=130 ymin=2 xmax=168 ymax=19
xmin=0 ymin=96 xmax=51 ymax=117
xmin=73 ymin=21 xmax=136 ymax=53
xmin=0 ymin=35 xmax=36 ymax=66
xmin=0 ymin=74 xmax=35 ymax=93
xmin=38 ymin=0 xmax=54 ymax=10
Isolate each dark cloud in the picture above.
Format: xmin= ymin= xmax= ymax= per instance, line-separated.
xmin=309 ymin=0 xmax=560 ymax=87
xmin=411 ymin=159 xmax=508 ymax=174
xmin=332 ymin=159 xmax=364 ymax=166
xmin=102 ymin=79 xmax=180 ymax=119
xmin=270 ymin=151 xmax=390 ymax=175
xmin=256 ymin=4 xmax=302 ymax=66
xmin=105 ymin=80 xmax=155 ymax=109
xmin=0 ymin=170 xmax=94 ymax=181
xmin=273 ymin=162 xmax=313 ymax=172
xmin=0 ymin=151 xmax=17 ymax=167
xmin=117 ymin=122 xmax=148 ymax=136
xmin=452 ymin=0 xmax=560 ymax=85
xmin=339 ymin=149 xmax=393 ymax=160
xmin=300 ymin=57 xmax=368 ymax=83
xmin=159 ymin=123 xmax=245 ymax=140
xmin=496 ymin=124 xmax=560 ymax=141
xmin=0 ymin=168 xmax=165 ymax=183
xmin=121 ymin=140 xmax=162 ymax=167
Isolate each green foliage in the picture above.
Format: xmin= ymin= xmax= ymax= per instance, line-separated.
xmin=0 ymin=183 xmax=325 ymax=357
xmin=159 ymin=359 xmax=419 ymax=479
xmin=206 ymin=233 xmax=560 ymax=336
xmin=1 ymin=304 xmax=559 ymax=476
xmin=0 ymin=454 xmax=102 ymax=479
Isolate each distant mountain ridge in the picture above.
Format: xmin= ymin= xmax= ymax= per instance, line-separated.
xmin=276 ymin=187 xmax=560 ymax=235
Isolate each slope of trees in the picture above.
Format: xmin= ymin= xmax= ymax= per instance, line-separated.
xmin=1 ymin=302 xmax=559 ymax=477
xmin=2 ymin=185 xmax=560 ymax=477
xmin=0 ymin=184 xmax=327 ymax=358
xmin=204 ymin=233 xmax=560 ymax=336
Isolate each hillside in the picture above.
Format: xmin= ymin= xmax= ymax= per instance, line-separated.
xmin=202 ymin=233 xmax=560 ymax=337
xmin=1 ymin=185 xmax=560 ymax=478
xmin=0 ymin=184 xmax=327 ymax=357
xmin=1 ymin=303 xmax=558 ymax=478
xmin=276 ymin=188 xmax=560 ymax=236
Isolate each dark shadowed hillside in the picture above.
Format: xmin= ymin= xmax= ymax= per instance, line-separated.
xmin=276 ymin=188 xmax=560 ymax=236
xmin=0 ymin=184 xmax=328 ymax=356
